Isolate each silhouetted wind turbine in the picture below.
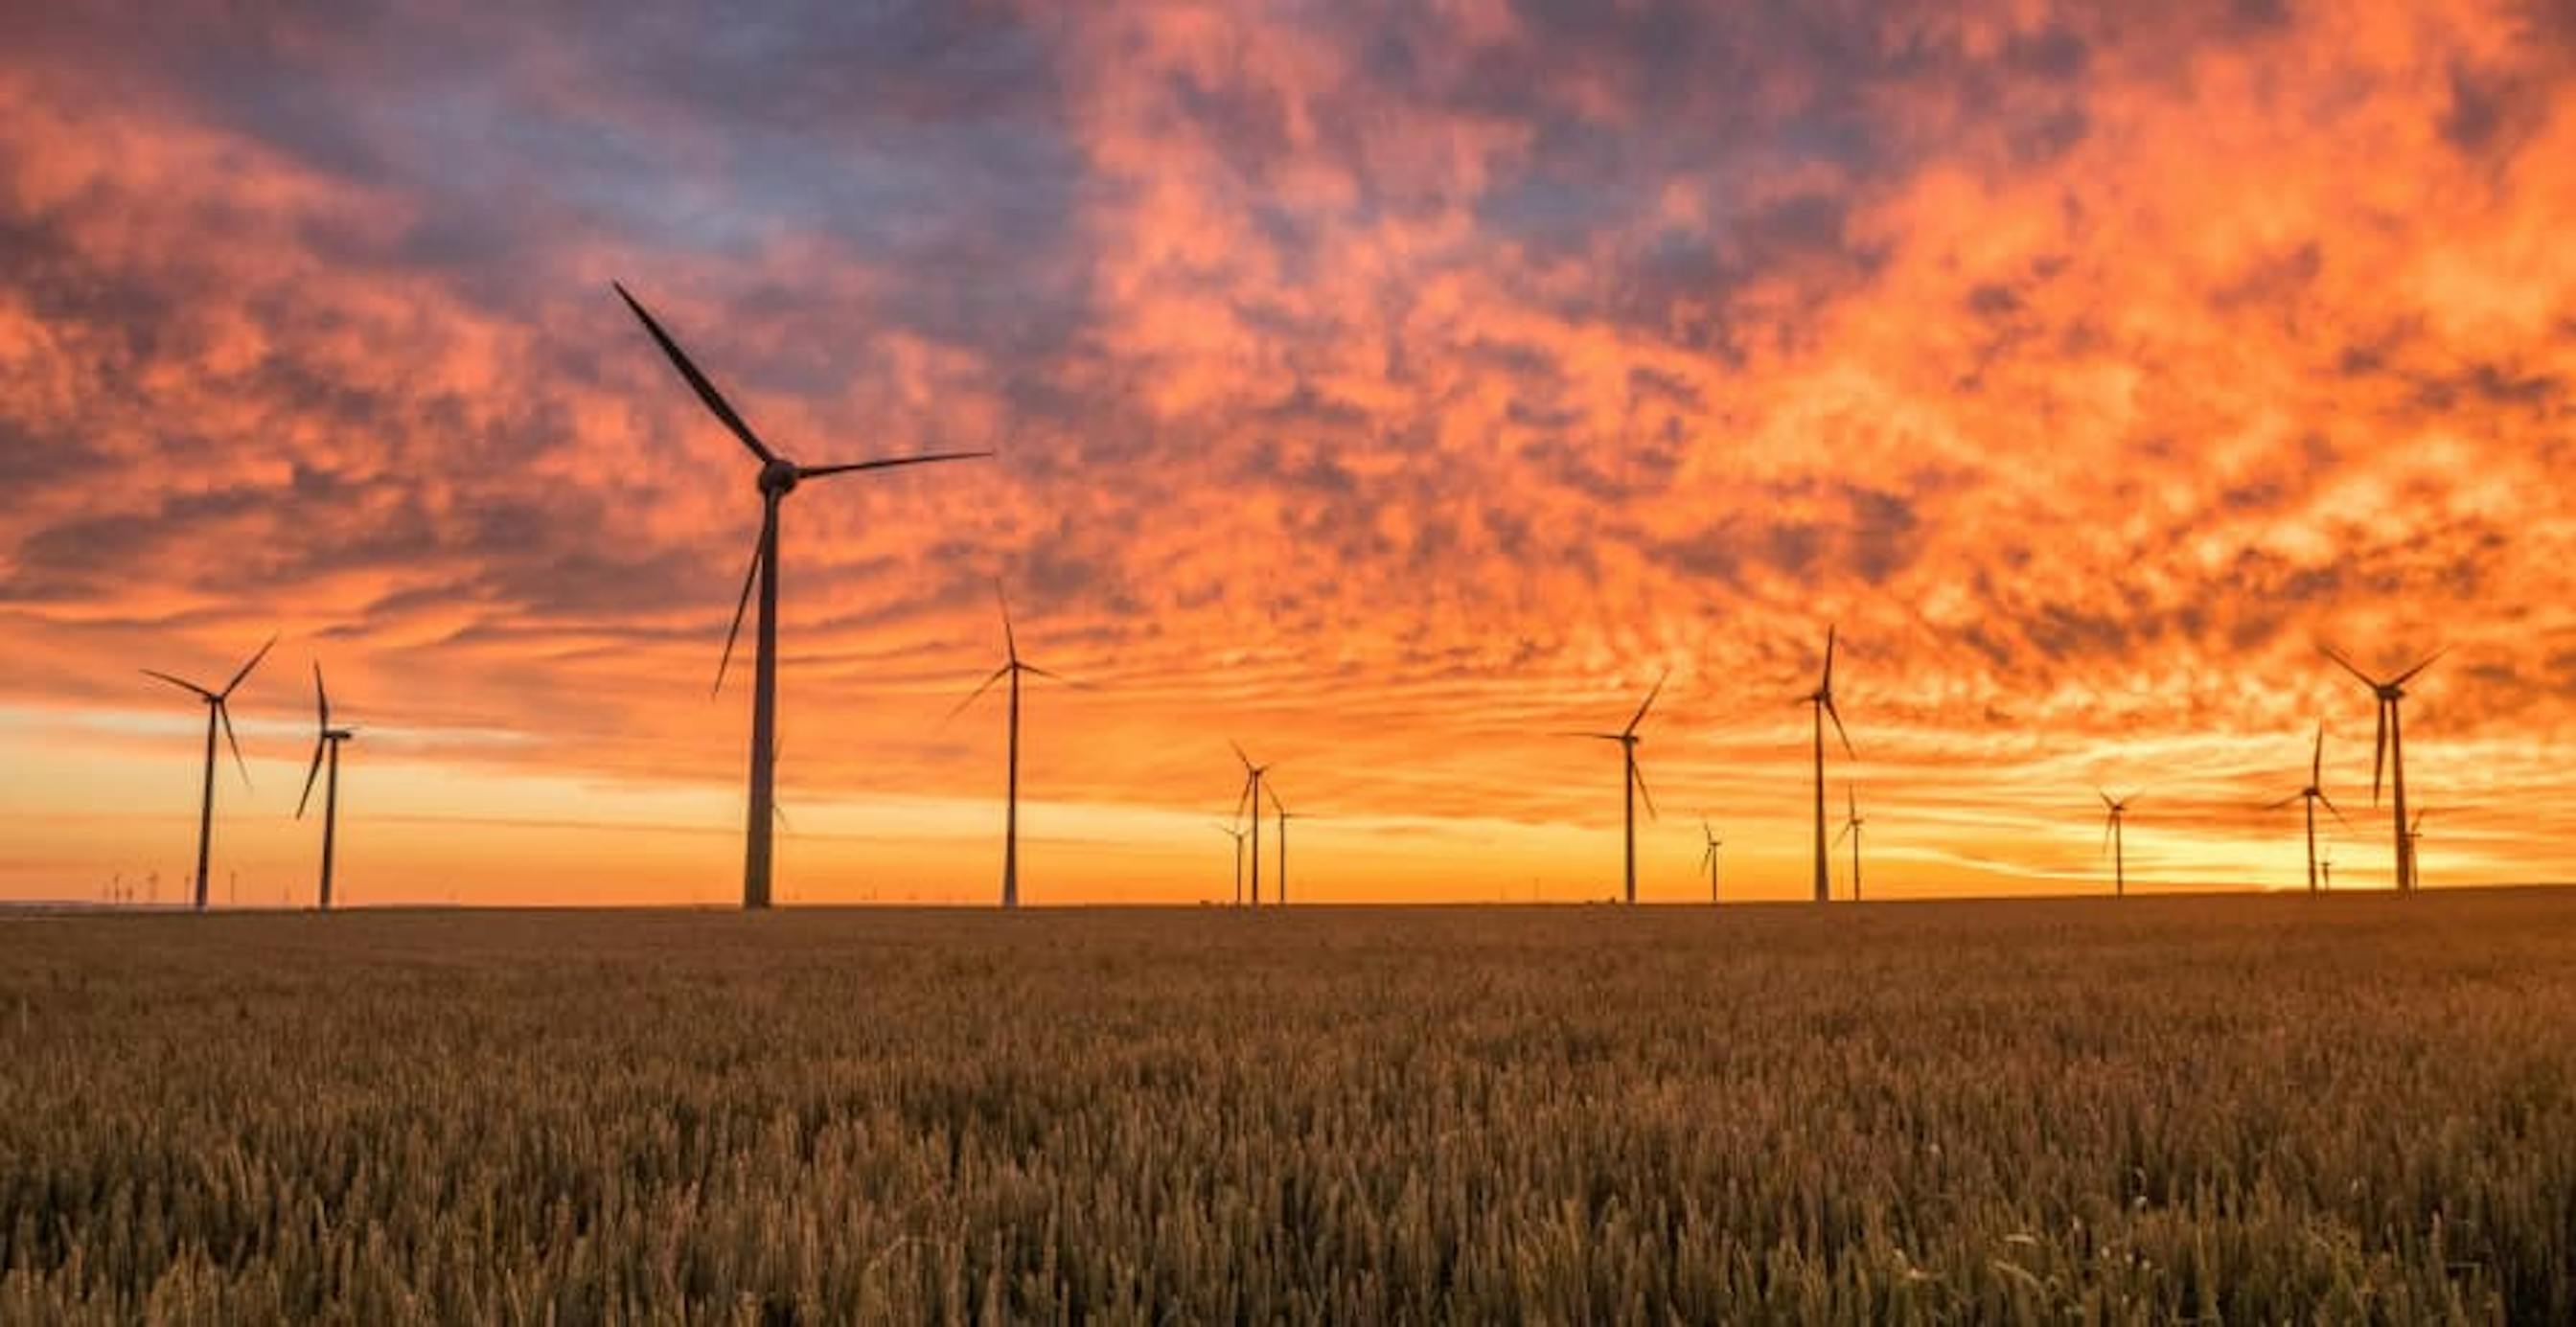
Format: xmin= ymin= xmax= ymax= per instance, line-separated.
xmin=1232 ymin=743 xmax=1271 ymax=906
xmin=952 ymin=587 xmax=1079 ymax=909
xmin=2322 ymin=644 xmax=2442 ymax=893
xmin=1215 ymin=823 xmax=1248 ymax=905
xmin=1563 ymin=673 xmax=1665 ymax=904
xmin=1268 ymin=786 xmax=1301 ymax=907
xmin=2322 ymin=847 xmax=2335 ymax=891
xmin=142 ymin=634 xmax=275 ymax=910
xmin=2266 ymin=725 xmax=2348 ymax=894
xmin=1835 ymin=786 xmax=1866 ymax=901
xmin=1804 ymin=628 xmax=1854 ymax=904
xmin=2404 ymin=809 xmax=2428 ymax=889
xmin=615 ymin=283 xmax=990 ymax=909
xmin=1697 ymin=820 xmax=1723 ymax=905
xmin=295 ymin=663 xmax=356 ymax=911
xmin=2099 ymin=790 xmax=2134 ymax=898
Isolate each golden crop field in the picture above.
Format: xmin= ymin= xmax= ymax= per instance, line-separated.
xmin=4 ymin=893 xmax=2574 ymax=1323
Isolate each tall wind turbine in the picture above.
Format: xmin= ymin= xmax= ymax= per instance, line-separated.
xmin=143 ymin=634 xmax=276 ymax=910
xmin=1834 ymin=786 xmax=1866 ymax=901
xmin=1268 ymin=786 xmax=1300 ymax=907
xmin=1564 ymin=673 xmax=1665 ymax=904
xmin=295 ymin=663 xmax=356 ymax=910
xmin=2322 ymin=645 xmax=2442 ymax=893
xmin=1804 ymin=628 xmax=1854 ymax=904
xmin=2266 ymin=725 xmax=2347 ymax=894
xmin=1231 ymin=743 xmax=1271 ymax=906
xmin=615 ymin=283 xmax=990 ymax=909
xmin=1215 ymin=823 xmax=1248 ymax=905
xmin=2404 ymin=809 xmax=2428 ymax=889
xmin=1697 ymin=820 xmax=1723 ymax=905
xmin=952 ymin=587 xmax=1078 ymax=909
xmin=2099 ymin=790 xmax=2134 ymax=898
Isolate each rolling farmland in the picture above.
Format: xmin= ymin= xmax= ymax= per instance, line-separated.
xmin=5 ymin=893 xmax=2574 ymax=1321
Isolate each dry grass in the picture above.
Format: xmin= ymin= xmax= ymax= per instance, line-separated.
xmin=4 ymin=891 xmax=2574 ymax=1322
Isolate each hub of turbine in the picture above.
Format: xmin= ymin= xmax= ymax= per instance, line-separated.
xmin=758 ymin=457 xmax=800 ymax=496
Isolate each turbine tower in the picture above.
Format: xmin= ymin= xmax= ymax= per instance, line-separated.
xmin=1697 ymin=820 xmax=1723 ymax=905
xmin=2266 ymin=725 xmax=2347 ymax=894
xmin=952 ymin=586 xmax=1078 ymax=909
xmin=1565 ymin=673 xmax=1665 ymax=904
xmin=1803 ymin=627 xmax=1854 ymax=904
xmin=2323 ymin=645 xmax=2442 ymax=893
xmin=615 ymin=283 xmax=990 ymax=909
xmin=1834 ymin=786 xmax=1866 ymax=901
xmin=1231 ymin=743 xmax=1271 ymax=906
xmin=295 ymin=663 xmax=356 ymax=910
xmin=2099 ymin=790 xmax=2134 ymax=898
xmin=143 ymin=633 xmax=276 ymax=910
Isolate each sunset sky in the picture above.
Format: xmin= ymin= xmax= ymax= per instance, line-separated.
xmin=5 ymin=1 xmax=2573 ymax=905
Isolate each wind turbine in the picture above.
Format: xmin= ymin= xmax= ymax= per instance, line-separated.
xmin=1804 ymin=628 xmax=1854 ymax=904
xmin=951 ymin=586 xmax=1079 ymax=909
xmin=2321 ymin=847 xmax=2335 ymax=891
xmin=2266 ymin=725 xmax=2347 ymax=894
xmin=2322 ymin=644 xmax=2443 ymax=893
xmin=295 ymin=663 xmax=356 ymax=910
xmin=2404 ymin=809 xmax=2429 ymax=889
xmin=1834 ymin=786 xmax=1866 ymax=901
xmin=2099 ymin=790 xmax=2134 ymax=898
xmin=1696 ymin=820 xmax=1723 ymax=904
xmin=1231 ymin=743 xmax=1271 ymax=906
xmin=1268 ymin=786 xmax=1301 ymax=907
xmin=614 ymin=283 xmax=991 ymax=909
xmin=142 ymin=634 xmax=276 ymax=910
xmin=1215 ymin=823 xmax=1248 ymax=905
xmin=1563 ymin=673 xmax=1665 ymax=904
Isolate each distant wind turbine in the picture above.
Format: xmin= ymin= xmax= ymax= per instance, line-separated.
xmin=1562 ymin=673 xmax=1665 ymax=904
xmin=2099 ymin=790 xmax=2134 ymax=898
xmin=295 ymin=663 xmax=356 ymax=910
xmin=2266 ymin=725 xmax=2348 ymax=894
xmin=614 ymin=282 xmax=991 ymax=909
xmin=951 ymin=586 xmax=1080 ymax=909
xmin=1835 ymin=786 xmax=1866 ymax=901
xmin=1232 ymin=743 xmax=1271 ymax=906
xmin=2321 ymin=846 xmax=2335 ymax=892
xmin=2404 ymin=809 xmax=2429 ymax=889
xmin=2322 ymin=644 xmax=2443 ymax=893
xmin=142 ymin=634 xmax=276 ymax=910
xmin=1268 ymin=786 xmax=1303 ymax=907
xmin=1215 ymin=823 xmax=1248 ymax=905
xmin=1697 ymin=820 xmax=1723 ymax=905
xmin=1804 ymin=627 xmax=1854 ymax=904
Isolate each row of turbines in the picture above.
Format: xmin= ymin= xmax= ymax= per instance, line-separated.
xmin=1559 ymin=629 xmax=2445 ymax=905
xmin=128 ymin=284 xmax=2452 ymax=911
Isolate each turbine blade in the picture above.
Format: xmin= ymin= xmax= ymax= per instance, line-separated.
xmin=2319 ymin=792 xmax=2351 ymax=829
xmin=2393 ymin=648 xmax=2449 ymax=686
xmin=995 ymin=583 xmax=1017 ymax=664
xmin=296 ymin=741 xmax=326 ymax=818
xmin=142 ymin=669 xmax=215 ymax=699
xmin=1626 ymin=669 xmax=1668 ymax=734
xmin=1267 ymin=784 xmax=1284 ymax=814
xmin=1821 ymin=624 xmax=1837 ymax=694
xmin=1631 ymin=761 xmax=1658 ymax=820
xmin=1230 ymin=739 xmax=1254 ymax=773
xmin=218 ymin=702 xmax=250 ymax=789
xmin=612 ymin=282 xmax=776 ymax=464
xmin=2312 ymin=723 xmax=2324 ymax=786
xmin=795 ymin=450 xmax=994 ymax=480
xmin=2319 ymin=644 xmax=2377 ymax=689
xmin=312 ymin=661 xmax=330 ymax=733
xmin=944 ymin=665 xmax=1012 ymax=722
xmin=1233 ymin=773 xmax=1254 ymax=824
xmin=2102 ymin=813 xmax=2114 ymax=856
xmin=1021 ymin=663 xmax=1090 ymax=689
xmin=1825 ymin=697 xmax=1855 ymax=759
xmin=712 ymin=511 xmax=770 ymax=698
xmin=220 ymin=633 xmax=278 ymax=698
xmin=2099 ymin=789 xmax=2115 ymax=811
xmin=1836 ymin=820 xmax=1853 ymax=847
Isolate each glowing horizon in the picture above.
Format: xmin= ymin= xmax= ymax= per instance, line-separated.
xmin=5 ymin=1 xmax=2574 ymax=905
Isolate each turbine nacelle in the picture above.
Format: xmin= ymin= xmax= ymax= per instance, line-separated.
xmin=757 ymin=457 xmax=801 ymax=496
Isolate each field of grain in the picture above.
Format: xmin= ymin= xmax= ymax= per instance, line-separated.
xmin=4 ymin=893 xmax=2574 ymax=1322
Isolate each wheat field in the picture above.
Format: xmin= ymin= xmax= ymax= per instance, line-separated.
xmin=4 ymin=892 xmax=2573 ymax=1322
